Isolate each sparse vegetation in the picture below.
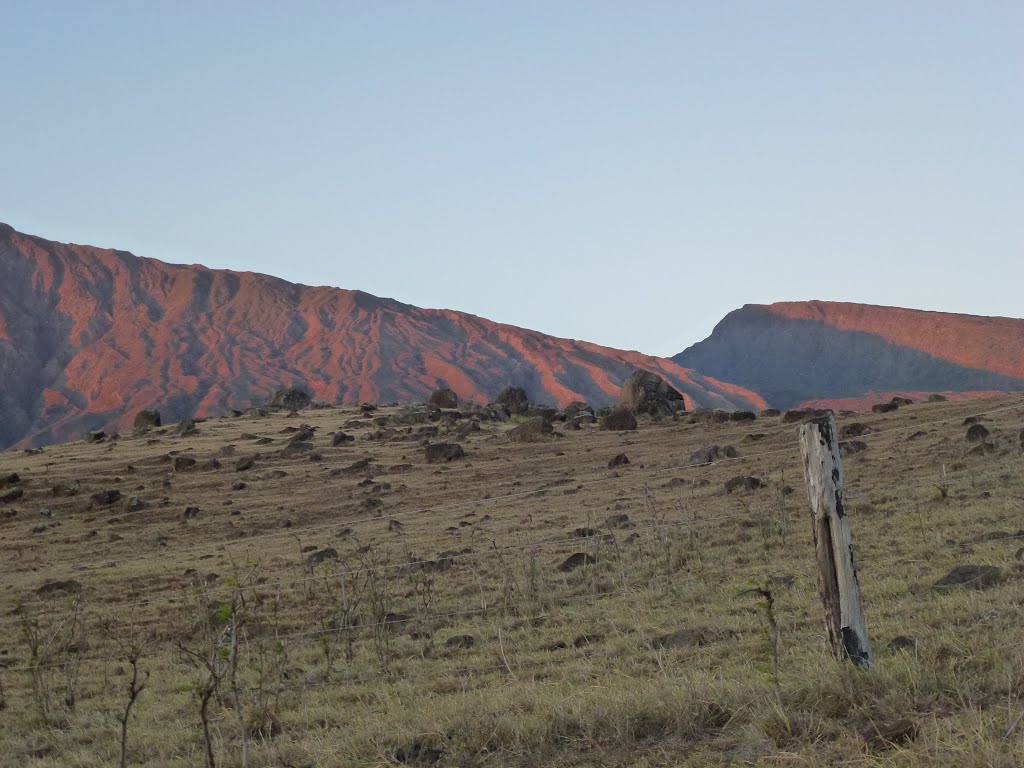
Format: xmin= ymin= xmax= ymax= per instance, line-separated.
xmin=1 ymin=395 xmax=1023 ymax=765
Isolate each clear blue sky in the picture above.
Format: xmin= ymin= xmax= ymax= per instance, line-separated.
xmin=2 ymin=2 xmax=1021 ymax=356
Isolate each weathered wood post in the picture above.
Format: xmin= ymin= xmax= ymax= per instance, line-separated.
xmin=799 ymin=412 xmax=872 ymax=669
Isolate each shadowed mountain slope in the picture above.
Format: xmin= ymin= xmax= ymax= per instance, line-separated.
xmin=0 ymin=223 xmax=764 ymax=449
xmin=674 ymin=301 xmax=1024 ymax=410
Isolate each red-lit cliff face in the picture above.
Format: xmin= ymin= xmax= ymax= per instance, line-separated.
xmin=675 ymin=301 xmax=1024 ymax=410
xmin=0 ymin=223 xmax=765 ymax=449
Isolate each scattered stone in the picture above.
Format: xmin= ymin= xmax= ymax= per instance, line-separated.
xmin=0 ymin=486 xmax=24 ymax=504
xmin=558 ymin=552 xmax=596 ymax=571
xmin=52 ymin=480 xmax=81 ymax=497
xmin=760 ymin=408 xmax=781 ymax=417
xmin=605 ymin=513 xmax=630 ymax=528
xmin=839 ymin=440 xmax=868 ymax=456
xmin=305 ymin=547 xmax=339 ymax=569
xmin=183 ymin=506 xmax=201 ymax=519
xmin=236 ymin=456 xmax=256 ymax=472
xmin=927 ymin=393 xmax=948 ymax=402
xmin=331 ymin=431 xmax=355 ymax=446
xmin=607 ymin=453 xmax=630 ymax=468
xmin=506 ymin=417 xmax=553 ymax=443
xmin=564 ymin=401 xmax=594 ymax=420
xmin=425 ymin=443 xmax=465 ymax=463
xmin=648 ymin=628 xmax=705 ymax=649
xmin=172 ymin=456 xmax=197 ymax=471
xmin=968 ymin=442 xmax=995 ymax=457
xmin=933 ymin=565 xmax=1001 ymax=591
xmin=231 ymin=481 xmax=247 ymax=491
xmin=689 ymin=445 xmax=737 ymax=465
xmin=429 ymin=388 xmax=459 ymax=409
xmin=782 ymin=410 xmax=808 ymax=424
xmin=91 ymin=489 xmax=123 ymax=505
xmin=125 ymin=496 xmax=147 ymax=512
xmin=492 ymin=386 xmax=530 ymax=416
xmin=890 ymin=396 xmax=915 ymax=406
xmin=0 ymin=472 xmax=21 ymax=487
xmin=841 ymin=423 xmax=872 ymax=438
xmin=724 ymin=476 xmax=766 ymax=493
xmin=872 ymin=402 xmax=899 ymax=414
xmin=36 ymin=580 xmax=82 ymax=596
xmin=281 ymin=441 xmax=314 ymax=457
xmin=619 ymin=369 xmax=685 ymax=418
xmin=599 ymin=407 xmax=638 ymax=431
xmin=573 ymin=526 xmax=600 ymax=538
xmin=199 ymin=459 xmax=222 ymax=471
xmin=176 ymin=419 xmax=197 ymax=436
xmin=133 ymin=409 xmax=162 ymax=433
xmin=966 ymin=423 xmax=991 ymax=443
xmin=266 ymin=388 xmax=312 ymax=411
xmin=730 ymin=411 xmax=757 ymax=422
xmin=445 ymin=634 xmax=476 ymax=649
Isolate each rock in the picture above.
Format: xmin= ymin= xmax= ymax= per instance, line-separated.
xmin=839 ymin=440 xmax=868 ymax=456
xmin=564 ymin=401 xmax=594 ymax=420
xmin=887 ymin=636 xmax=919 ymax=654
xmin=872 ymin=402 xmax=899 ymax=414
xmin=305 ymin=547 xmax=339 ymax=569
xmin=599 ymin=407 xmax=638 ymax=431
xmin=861 ymin=718 xmax=917 ymax=749
xmin=52 ymin=480 xmax=81 ymax=497
xmin=730 ymin=410 xmax=757 ymax=422
xmin=492 ymin=386 xmax=530 ymax=416
xmin=760 ymin=408 xmax=781 ymax=417
xmin=132 ymin=409 xmax=162 ymax=433
xmin=175 ymin=419 xmax=197 ymax=436
xmin=86 ymin=430 xmax=108 ymax=442
xmin=966 ymin=423 xmax=991 ymax=443
xmin=648 ymin=628 xmax=705 ymax=649
xmin=236 ymin=456 xmax=256 ymax=472
xmin=266 ymin=388 xmax=312 ymax=411
xmin=968 ymin=442 xmax=995 ymax=457
xmin=506 ymin=417 xmax=553 ymax=443
xmin=125 ymin=496 xmax=147 ymax=512
xmin=0 ymin=472 xmax=21 ymax=487
xmin=91 ymin=489 xmax=123 ymax=505
xmin=933 ymin=565 xmax=1001 ymax=591
xmin=927 ymin=393 xmax=948 ymax=402
xmin=890 ymin=396 xmax=915 ymax=406
xmin=558 ymin=552 xmax=596 ymax=571
xmin=605 ymin=513 xmax=630 ymax=528
xmin=607 ymin=453 xmax=630 ymax=468
xmin=619 ymin=369 xmax=685 ymax=418
xmin=183 ymin=506 xmax=201 ymax=519
xmin=288 ymin=424 xmax=316 ymax=443
xmin=782 ymin=410 xmax=808 ymax=424
xmin=36 ymin=580 xmax=82 ymax=596
xmin=172 ymin=456 xmax=197 ymax=471
xmin=724 ymin=476 xmax=766 ymax=493
xmin=573 ymin=633 xmax=602 ymax=647
xmin=429 ymin=388 xmax=459 ymax=409
xmin=281 ymin=441 xmax=314 ymax=456
xmin=841 ymin=423 xmax=872 ymax=438
xmin=199 ymin=459 xmax=222 ymax=471
xmin=231 ymin=481 xmax=247 ymax=491
xmin=689 ymin=445 xmax=738 ymax=465
xmin=331 ymin=431 xmax=355 ymax=446
xmin=425 ymin=443 xmax=465 ymax=463
xmin=445 ymin=634 xmax=476 ymax=649
xmin=0 ymin=486 xmax=24 ymax=504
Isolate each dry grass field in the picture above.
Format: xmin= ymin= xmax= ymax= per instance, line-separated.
xmin=1 ymin=394 xmax=1023 ymax=767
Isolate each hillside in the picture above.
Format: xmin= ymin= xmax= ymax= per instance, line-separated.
xmin=674 ymin=301 xmax=1024 ymax=409
xmin=0 ymin=222 xmax=763 ymax=450
xmin=1 ymin=392 xmax=1022 ymax=765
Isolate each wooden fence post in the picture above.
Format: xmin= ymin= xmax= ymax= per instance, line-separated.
xmin=799 ymin=412 xmax=872 ymax=669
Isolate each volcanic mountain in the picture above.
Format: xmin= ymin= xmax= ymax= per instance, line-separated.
xmin=0 ymin=222 xmax=764 ymax=450
xmin=674 ymin=301 xmax=1024 ymax=410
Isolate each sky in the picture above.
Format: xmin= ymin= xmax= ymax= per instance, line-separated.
xmin=1 ymin=2 xmax=1021 ymax=357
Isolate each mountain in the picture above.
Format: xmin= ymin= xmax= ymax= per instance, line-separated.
xmin=0 ymin=222 xmax=765 ymax=449
xmin=674 ymin=301 xmax=1024 ymax=410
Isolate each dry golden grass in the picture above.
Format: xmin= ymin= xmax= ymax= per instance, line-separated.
xmin=1 ymin=394 xmax=1023 ymax=767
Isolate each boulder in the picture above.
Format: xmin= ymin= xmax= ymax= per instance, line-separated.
xmin=841 ymin=423 xmax=872 ymax=438
xmin=492 ymin=386 xmax=530 ymax=416
xmin=331 ymin=431 xmax=355 ymax=446
xmin=0 ymin=486 xmax=23 ymax=504
xmin=564 ymin=401 xmax=594 ymax=420
xmin=133 ymin=409 xmax=162 ymax=433
xmin=0 ymin=472 xmax=19 ymax=487
xmin=599 ymin=407 xmax=638 ymax=431
xmin=760 ymin=408 xmax=781 ymax=417
xmin=506 ymin=417 xmax=553 ymax=443
xmin=558 ymin=552 xmax=596 ymax=572
xmin=839 ymin=440 xmax=868 ymax=456
xmin=607 ymin=453 xmax=630 ymax=468
xmin=619 ymin=369 xmax=685 ymax=418
xmin=429 ymin=388 xmax=459 ymax=409
xmin=730 ymin=410 xmax=757 ymax=422
xmin=724 ymin=475 xmax=766 ymax=493
xmin=966 ymin=423 xmax=991 ymax=443
xmin=933 ymin=565 xmax=1001 ymax=591
xmin=266 ymin=388 xmax=312 ymax=411
xmin=689 ymin=445 xmax=737 ymax=466
xmin=872 ymin=402 xmax=899 ymax=414
xmin=425 ymin=443 xmax=465 ymax=463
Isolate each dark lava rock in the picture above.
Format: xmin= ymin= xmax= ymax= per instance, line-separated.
xmin=689 ymin=445 xmax=738 ymax=466
xmin=872 ymin=402 xmax=899 ymax=414
xmin=760 ymin=408 xmax=781 ymax=417
xmin=125 ymin=496 xmax=148 ymax=512
xmin=175 ymin=419 xmax=197 ymax=436
xmin=558 ymin=552 xmax=597 ymax=572
xmin=506 ymin=417 xmax=553 ymax=443
xmin=305 ymin=547 xmax=339 ymax=569
xmin=36 ymin=580 xmax=82 ymax=596
xmin=724 ymin=476 xmax=766 ymax=493
xmin=841 ymin=423 xmax=872 ymax=438
xmin=199 ymin=459 xmax=222 ymax=471
xmin=730 ymin=410 xmax=757 ymax=422
xmin=172 ymin=456 xmax=197 ymax=471
xmin=839 ymin=440 xmax=868 ymax=456
xmin=619 ymin=369 xmax=685 ymax=418
xmin=605 ymin=513 xmax=631 ymax=528
xmin=966 ymin=423 xmax=991 ymax=443
xmin=492 ymin=386 xmax=530 ymax=416
xmin=266 ymin=388 xmax=312 ymax=411
xmin=0 ymin=486 xmax=24 ymax=504
xmin=599 ymin=407 xmax=638 ymax=432
xmin=425 ymin=443 xmax=465 ymax=463
xmin=782 ymin=410 xmax=809 ymax=424
xmin=231 ymin=481 xmax=247 ymax=491
xmin=564 ymin=401 xmax=594 ymax=419
xmin=890 ymin=396 xmax=915 ymax=406
xmin=927 ymin=393 xmax=948 ymax=402
xmin=52 ymin=480 xmax=81 ymax=497
xmin=281 ymin=440 xmax=314 ymax=456
xmin=968 ymin=442 xmax=995 ymax=457
xmin=91 ymin=489 xmax=123 ymax=505
xmin=236 ymin=456 xmax=256 ymax=472
xmin=0 ymin=472 xmax=19 ymax=487
xmin=133 ymin=409 xmax=162 ymax=433
xmin=332 ymin=431 xmax=355 ymax=446
xmin=429 ymin=388 xmax=459 ymax=409
xmin=607 ymin=453 xmax=630 ymax=468
xmin=648 ymin=628 xmax=705 ymax=649
xmin=933 ymin=565 xmax=1001 ymax=591
xmin=445 ymin=634 xmax=476 ymax=649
